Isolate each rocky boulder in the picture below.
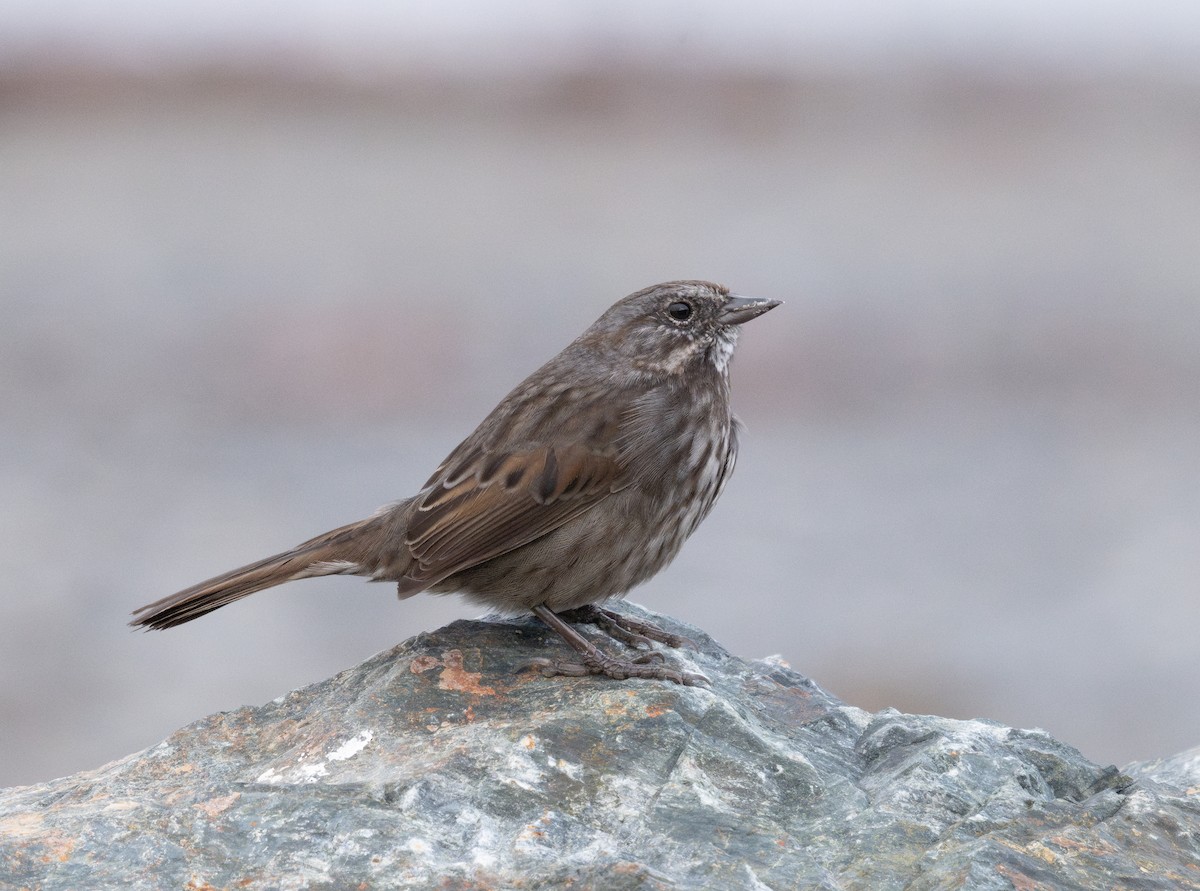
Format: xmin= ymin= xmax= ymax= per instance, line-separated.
xmin=2 ymin=603 xmax=1198 ymax=889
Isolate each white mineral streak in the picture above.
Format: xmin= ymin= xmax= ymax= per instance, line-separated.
xmin=327 ymin=730 xmax=373 ymax=761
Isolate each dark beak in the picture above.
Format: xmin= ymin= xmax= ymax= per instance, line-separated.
xmin=718 ymin=295 xmax=782 ymax=325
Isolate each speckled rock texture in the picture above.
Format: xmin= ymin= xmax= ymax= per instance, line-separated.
xmin=2 ymin=603 xmax=1198 ymax=890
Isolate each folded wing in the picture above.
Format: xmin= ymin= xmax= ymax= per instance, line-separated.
xmin=397 ymin=443 xmax=625 ymax=595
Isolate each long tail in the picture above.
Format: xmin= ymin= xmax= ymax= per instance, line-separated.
xmin=130 ymin=516 xmax=384 ymax=630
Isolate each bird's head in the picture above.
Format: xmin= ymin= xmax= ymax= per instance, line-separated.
xmin=583 ymin=280 xmax=780 ymax=377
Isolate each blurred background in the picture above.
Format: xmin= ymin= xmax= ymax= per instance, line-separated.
xmin=2 ymin=1 xmax=1199 ymax=787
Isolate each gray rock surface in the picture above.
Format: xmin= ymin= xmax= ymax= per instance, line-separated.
xmin=2 ymin=603 xmax=1197 ymax=890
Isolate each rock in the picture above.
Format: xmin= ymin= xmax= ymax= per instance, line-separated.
xmin=1 ymin=603 xmax=1197 ymax=890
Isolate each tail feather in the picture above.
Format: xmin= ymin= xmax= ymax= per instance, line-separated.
xmin=131 ymin=517 xmax=380 ymax=630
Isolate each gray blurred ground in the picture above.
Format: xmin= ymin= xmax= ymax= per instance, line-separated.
xmin=1 ymin=62 xmax=1198 ymax=786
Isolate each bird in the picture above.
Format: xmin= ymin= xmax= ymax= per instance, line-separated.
xmin=132 ymin=280 xmax=779 ymax=685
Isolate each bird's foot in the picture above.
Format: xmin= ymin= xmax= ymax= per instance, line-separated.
xmin=524 ymin=653 xmax=709 ymax=687
xmin=527 ymin=604 xmax=709 ymax=687
xmin=558 ymin=605 xmax=698 ymax=650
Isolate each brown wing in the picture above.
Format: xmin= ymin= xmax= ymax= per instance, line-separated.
xmin=398 ymin=442 xmax=625 ymax=594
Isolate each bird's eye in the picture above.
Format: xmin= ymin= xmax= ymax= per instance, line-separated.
xmin=667 ymin=301 xmax=693 ymax=321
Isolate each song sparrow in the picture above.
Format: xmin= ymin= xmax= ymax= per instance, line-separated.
xmin=132 ymin=281 xmax=779 ymax=685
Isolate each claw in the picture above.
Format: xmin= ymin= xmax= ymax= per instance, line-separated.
xmin=522 ymin=653 xmax=709 ymax=687
xmin=559 ymin=605 xmax=699 ymax=651
xmin=521 ymin=657 xmax=590 ymax=678
xmin=528 ymin=604 xmax=709 ymax=688
xmin=631 ymin=651 xmax=667 ymax=664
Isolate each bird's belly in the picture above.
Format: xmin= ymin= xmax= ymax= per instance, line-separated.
xmin=438 ymin=426 xmax=736 ymax=613
xmin=436 ymin=499 xmax=666 ymax=612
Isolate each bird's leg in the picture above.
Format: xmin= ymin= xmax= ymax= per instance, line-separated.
xmin=558 ymin=604 xmax=698 ymax=650
xmin=525 ymin=605 xmax=709 ymax=687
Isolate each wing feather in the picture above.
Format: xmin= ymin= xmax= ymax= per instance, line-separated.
xmin=400 ymin=442 xmax=624 ymax=589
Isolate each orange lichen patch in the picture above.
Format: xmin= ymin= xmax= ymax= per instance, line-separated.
xmin=602 ymin=693 xmax=635 ymax=718
xmin=1025 ymin=842 xmax=1058 ymax=865
xmin=995 ymin=837 xmax=1059 ymax=866
xmin=163 ymin=790 xmax=192 ymax=807
xmin=1045 ymin=832 xmax=1119 ymax=858
xmin=515 ymin=811 xmax=554 ymax=844
xmin=0 ymin=815 xmax=76 ymax=863
xmin=994 ymin=864 xmax=1047 ymax=891
xmin=644 ymin=704 xmax=669 ymax=718
xmin=435 ymin=877 xmax=493 ymax=890
xmin=437 ymin=650 xmax=496 ymax=696
xmin=410 ymin=655 xmax=441 ymax=674
xmin=520 ymin=734 xmax=537 ymax=750
xmin=193 ymin=793 xmax=241 ymax=820
xmin=39 ymin=833 xmax=76 ymax=863
xmin=612 ymin=861 xmax=657 ymax=876
xmin=0 ymin=813 xmax=45 ymax=839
